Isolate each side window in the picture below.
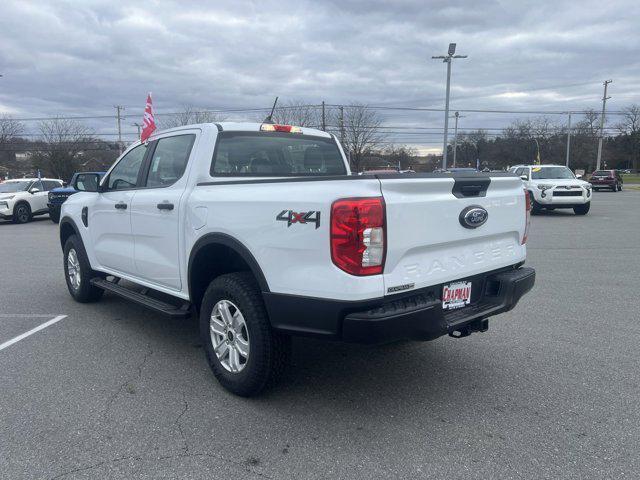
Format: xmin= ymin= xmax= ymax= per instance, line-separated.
xmin=145 ymin=135 xmax=195 ymax=187
xmin=514 ymin=168 xmax=523 ymax=176
xmin=30 ymin=180 xmax=43 ymax=192
xmin=42 ymin=180 xmax=61 ymax=191
xmin=108 ymin=144 xmax=148 ymax=190
xmin=75 ymin=174 xmax=99 ymax=192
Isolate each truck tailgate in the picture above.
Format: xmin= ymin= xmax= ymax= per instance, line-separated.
xmin=378 ymin=174 xmax=527 ymax=294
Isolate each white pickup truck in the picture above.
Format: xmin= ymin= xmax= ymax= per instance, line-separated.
xmin=59 ymin=122 xmax=535 ymax=396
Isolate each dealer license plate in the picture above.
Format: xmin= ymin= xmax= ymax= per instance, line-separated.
xmin=442 ymin=281 xmax=472 ymax=310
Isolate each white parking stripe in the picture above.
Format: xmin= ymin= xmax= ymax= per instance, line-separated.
xmin=0 ymin=315 xmax=68 ymax=352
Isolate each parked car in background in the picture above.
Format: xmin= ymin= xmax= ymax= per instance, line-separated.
xmin=509 ymin=164 xmax=592 ymax=215
xmin=48 ymin=172 xmax=105 ymax=223
xmin=589 ymin=170 xmax=623 ymax=192
xmin=0 ymin=178 xmax=64 ymax=223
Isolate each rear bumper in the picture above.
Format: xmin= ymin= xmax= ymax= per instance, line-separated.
xmin=264 ymin=266 xmax=535 ymax=344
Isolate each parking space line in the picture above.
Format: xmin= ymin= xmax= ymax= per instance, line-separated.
xmin=0 ymin=315 xmax=68 ymax=352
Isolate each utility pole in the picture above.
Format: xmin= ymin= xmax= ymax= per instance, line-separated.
xmin=321 ymin=101 xmax=326 ymax=131
xmin=595 ymin=80 xmax=612 ymax=171
xmin=339 ymin=105 xmax=345 ymax=147
xmin=565 ymin=112 xmax=572 ymax=167
xmin=114 ymin=105 xmax=124 ymax=154
xmin=432 ymin=43 xmax=467 ymax=170
xmin=452 ymin=111 xmax=465 ymax=167
xmin=132 ymin=122 xmax=141 ymax=138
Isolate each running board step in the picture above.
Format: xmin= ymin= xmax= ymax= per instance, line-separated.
xmin=90 ymin=278 xmax=192 ymax=318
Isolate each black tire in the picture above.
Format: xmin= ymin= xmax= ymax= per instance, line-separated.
xmin=199 ymin=272 xmax=290 ymax=397
xmin=611 ymin=183 xmax=618 ymax=192
xmin=63 ymin=234 xmax=104 ymax=302
xmin=573 ymin=203 xmax=590 ymax=215
xmin=529 ymin=191 xmax=542 ymax=215
xmin=618 ymin=183 xmax=623 ymax=191
xmin=49 ymin=208 xmax=60 ymax=223
xmin=13 ymin=202 xmax=32 ymax=224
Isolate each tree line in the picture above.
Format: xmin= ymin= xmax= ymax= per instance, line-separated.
xmin=1 ymin=102 xmax=639 ymax=180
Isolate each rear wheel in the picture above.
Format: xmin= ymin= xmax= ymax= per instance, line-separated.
xmin=13 ymin=202 xmax=31 ymax=224
xmin=199 ymin=272 xmax=290 ymax=397
xmin=573 ymin=203 xmax=590 ymax=215
xmin=63 ymin=234 xmax=104 ymax=302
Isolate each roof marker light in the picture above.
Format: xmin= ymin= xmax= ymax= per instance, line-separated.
xmin=260 ymin=124 xmax=302 ymax=133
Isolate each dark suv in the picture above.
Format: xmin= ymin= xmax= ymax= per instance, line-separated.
xmin=590 ymin=170 xmax=623 ymax=192
xmin=48 ymin=172 xmax=105 ymax=223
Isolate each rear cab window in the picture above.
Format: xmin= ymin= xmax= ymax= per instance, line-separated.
xmin=210 ymin=132 xmax=347 ymax=177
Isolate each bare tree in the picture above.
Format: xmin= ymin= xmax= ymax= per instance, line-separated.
xmin=32 ymin=117 xmax=94 ymax=181
xmin=0 ymin=115 xmax=25 ymax=177
xmin=160 ymin=105 xmax=228 ymax=129
xmin=615 ymin=104 xmax=640 ymax=171
xmin=383 ymin=145 xmax=418 ymax=170
xmin=268 ymin=100 xmax=322 ymax=127
xmin=342 ymin=104 xmax=385 ymax=172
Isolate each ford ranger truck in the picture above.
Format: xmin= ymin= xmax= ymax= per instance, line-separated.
xmin=59 ymin=122 xmax=535 ymax=396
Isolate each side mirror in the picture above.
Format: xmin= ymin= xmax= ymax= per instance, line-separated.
xmin=29 ymin=188 xmax=40 ymax=194
xmin=520 ymin=175 xmax=528 ymax=181
xmin=75 ymin=173 xmax=101 ymax=192
xmin=575 ymin=174 xmax=583 ymax=179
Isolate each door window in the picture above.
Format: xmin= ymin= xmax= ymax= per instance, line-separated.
xmin=108 ymin=144 xmax=148 ymax=190
xmin=144 ymin=135 xmax=195 ymax=187
xmin=42 ymin=180 xmax=61 ymax=191
xmin=30 ymin=180 xmax=43 ymax=192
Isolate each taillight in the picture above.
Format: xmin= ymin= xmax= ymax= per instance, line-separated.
xmin=522 ymin=189 xmax=531 ymax=245
xmin=331 ymin=197 xmax=386 ymax=276
xmin=260 ymin=124 xmax=302 ymax=133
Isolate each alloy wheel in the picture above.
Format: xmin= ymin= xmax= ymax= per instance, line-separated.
xmin=67 ymin=248 xmax=81 ymax=290
xmin=210 ymin=300 xmax=250 ymax=373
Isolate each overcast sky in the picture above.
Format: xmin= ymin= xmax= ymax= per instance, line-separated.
xmin=1 ymin=0 xmax=639 ymax=152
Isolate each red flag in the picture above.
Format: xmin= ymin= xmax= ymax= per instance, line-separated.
xmin=140 ymin=93 xmax=156 ymax=142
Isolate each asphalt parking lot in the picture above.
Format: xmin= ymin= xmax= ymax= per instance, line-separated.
xmin=1 ymin=190 xmax=639 ymax=480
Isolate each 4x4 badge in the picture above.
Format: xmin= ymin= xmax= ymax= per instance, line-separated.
xmin=276 ymin=210 xmax=321 ymax=229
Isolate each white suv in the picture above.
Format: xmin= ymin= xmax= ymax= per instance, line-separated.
xmin=0 ymin=178 xmax=64 ymax=223
xmin=509 ymin=165 xmax=592 ymax=215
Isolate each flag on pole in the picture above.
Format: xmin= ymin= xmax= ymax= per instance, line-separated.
xmin=37 ymin=169 xmax=42 ymax=181
xmin=140 ymin=93 xmax=156 ymax=143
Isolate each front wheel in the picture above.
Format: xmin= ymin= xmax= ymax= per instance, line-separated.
xmin=63 ymin=235 xmax=104 ymax=302
xmin=49 ymin=208 xmax=60 ymax=223
xmin=573 ymin=203 xmax=591 ymax=215
xmin=199 ymin=272 xmax=290 ymax=397
xmin=612 ymin=184 xmax=618 ymax=192
xmin=529 ymin=192 xmax=542 ymax=215
xmin=13 ymin=202 xmax=32 ymax=224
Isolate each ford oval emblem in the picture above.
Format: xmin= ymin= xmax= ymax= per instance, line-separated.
xmin=459 ymin=206 xmax=488 ymax=229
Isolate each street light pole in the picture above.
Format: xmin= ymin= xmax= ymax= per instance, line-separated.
xmin=432 ymin=43 xmax=467 ymax=170
xmin=595 ymin=80 xmax=612 ymax=171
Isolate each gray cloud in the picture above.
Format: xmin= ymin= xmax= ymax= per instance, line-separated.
xmin=1 ymin=0 xmax=639 ymax=149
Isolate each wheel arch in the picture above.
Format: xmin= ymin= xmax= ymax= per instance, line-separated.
xmin=59 ymin=216 xmax=80 ymax=250
xmin=188 ymin=233 xmax=270 ymax=311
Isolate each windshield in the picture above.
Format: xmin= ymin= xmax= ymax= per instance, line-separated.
xmin=211 ymin=132 xmax=347 ymax=176
xmin=531 ymin=167 xmax=575 ymax=180
xmin=0 ymin=181 xmax=31 ymax=193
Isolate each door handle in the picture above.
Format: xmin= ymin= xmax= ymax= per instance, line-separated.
xmin=114 ymin=202 xmax=127 ymax=210
xmin=157 ymin=202 xmax=174 ymax=211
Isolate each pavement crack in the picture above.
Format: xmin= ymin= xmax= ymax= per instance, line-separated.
xmin=50 ymin=455 xmax=142 ymax=480
xmin=102 ymin=342 xmax=153 ymax=420
xmin=174 ymin=392 xmax=190 ymax=454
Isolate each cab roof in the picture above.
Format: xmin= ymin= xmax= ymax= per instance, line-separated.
xmin=147 ymin=122 xmax=333 ymax=140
